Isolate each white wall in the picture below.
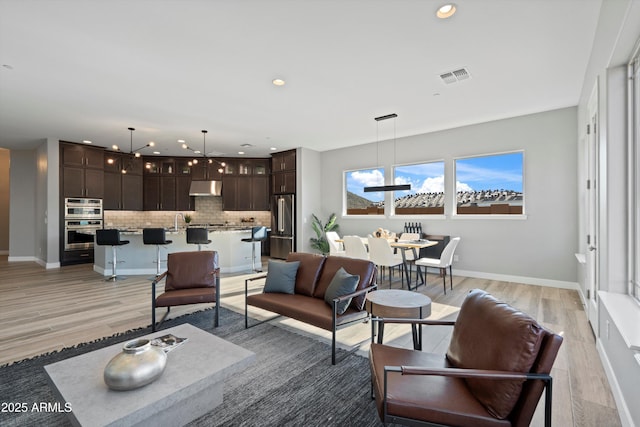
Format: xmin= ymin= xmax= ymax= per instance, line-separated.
xmin=8 ymin=139 xmax=60 ymax=267
xmin=8 ymin=149 xmax=36 ymax=259
xmin=0 ymin=149 xmax=9 ymax=254
xmin=575 ymin=1 xmax=640 ymax=425
xmin=296 ymin=147 xmax=323 ymax=254
xmin=318 ymin=107 xmax=578 ymax=286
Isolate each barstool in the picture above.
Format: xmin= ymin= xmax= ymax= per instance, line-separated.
xmin=95 ymin=229 xmax=130 ymax=281
xmin=186 ymin=227 xmax=211 ymax=251
xmin=143 ymin=228 xmax=173 ymax=276
xmin=241 ymin=226 xmax=267 ymax=272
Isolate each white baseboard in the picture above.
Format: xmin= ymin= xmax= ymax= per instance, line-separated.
xmin=8 ymin=256 xmax=60 ymax=269
xmin=596 ymin=339 xmax=634 ymax=427
xmin=453 ymin=269 xmax=579 ymax=290
xmin=8 ymin=255 xmax=38 ymax=262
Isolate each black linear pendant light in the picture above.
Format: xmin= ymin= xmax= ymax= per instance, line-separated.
xmin=364 ymin=113 xmax=411 ymax=193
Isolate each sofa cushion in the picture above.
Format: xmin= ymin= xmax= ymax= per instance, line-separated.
xmin=247 ymin=293 xmax=368 ymax=331
xmin=324 ymin=267 xmax=360 ymax=315
xmin=313 ymin=256 xmax=376 ymax=310
xmin=263 ymin=260 xmax=300 ymax=294
xmin=446 ymin=289 xmax=545 ymax=419
xmin=165 ymin=251 xmax=218 ymax=291
xmin=286 ymin=252 xmax=325 ymax=296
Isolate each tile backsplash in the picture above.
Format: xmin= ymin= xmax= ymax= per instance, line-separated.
xmin=104 ymin=196 xmax=271 ymax=229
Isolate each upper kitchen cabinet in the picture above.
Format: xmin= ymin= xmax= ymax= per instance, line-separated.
xmin=61 ymin=142 xmax=104 ymax=169
xmin=103 ymin=153 xmax=143 ymax=210
xmin=142 ymin=156 xmax=192 ymax=211
xmin=272 ymin=150 xmax=296 ymax=172
xmin=191 ymin=160 xmax=223 ymax=181
xmin=60 ymin=142 xmax=104 ymax=198
xmin=271 ymin=150 xmax=296 ymax=194
xmin=222 ymin=158 xmax=271 ymax=211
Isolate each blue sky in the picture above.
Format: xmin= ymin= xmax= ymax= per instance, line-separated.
xmin=346 ymin=152 xmax=523 ymax=202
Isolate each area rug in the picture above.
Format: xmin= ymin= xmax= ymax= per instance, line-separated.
xmin=0 ymin=307 xmax=381 ymax=426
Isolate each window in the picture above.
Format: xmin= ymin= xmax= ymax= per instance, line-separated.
xmin=344 ymin=168 xmax=385 ymax=215
xmin=393 ymin=161 xmax=445 ymax=215
xmin=454 ymin=151 xmax=524 ymax=215
xmin=629 ymin=46 xmax=640 ymax=301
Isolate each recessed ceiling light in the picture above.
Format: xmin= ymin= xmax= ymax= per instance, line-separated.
xmin=153 ymin=151 xmax=160 ymax=155
xmin=272 ymin=78 xmax=286 ymax=86
xmin=82 ymin=140 xmax=92 ymax=144
xmin=177 ymin=139 xmax=185 ymax=143
xmin=436 ymin=3 xmax=456 ymax=19
xmin=270 ymin=147 xmax=277 ymax=151
xmin=238 ymin=151 xmax=245 ymax=155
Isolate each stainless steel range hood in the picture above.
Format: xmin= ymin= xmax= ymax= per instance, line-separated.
xmin=189 ymin=180 xmax=222 ymax=196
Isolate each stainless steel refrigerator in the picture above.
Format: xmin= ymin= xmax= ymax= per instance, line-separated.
xmin=270 ymin=194 xmax=295 ymax=259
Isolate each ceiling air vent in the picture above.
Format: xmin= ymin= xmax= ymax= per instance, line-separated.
xmin=439 ymin=67 xmax=471 ymax=85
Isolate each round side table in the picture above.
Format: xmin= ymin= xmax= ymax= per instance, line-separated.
xmin=365 ymin=289 xmax=432 ymax=350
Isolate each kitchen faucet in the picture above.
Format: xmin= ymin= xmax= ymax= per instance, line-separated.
xmin=174 ymin=213 xmax=185 ymax=231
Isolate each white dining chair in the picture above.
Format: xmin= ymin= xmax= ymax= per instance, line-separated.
xmin=343 ymin=235 xmax=369 ymax=260
xmin=415 ymin=237 xmax=461 ymax=294
xmin=367 ymin=237 xmax=405 ymax=288
xmin=326 ymin=231 xmax=346 ymax=256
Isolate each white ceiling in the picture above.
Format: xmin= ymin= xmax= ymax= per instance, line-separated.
xmin=0 ymin=0 xmax=602 ymax=158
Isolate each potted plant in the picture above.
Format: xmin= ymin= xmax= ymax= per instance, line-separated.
xmin=309 ymin=213 xmax=339 ymax=255
xmin=184 ymin=214 xmax=192 ymax=224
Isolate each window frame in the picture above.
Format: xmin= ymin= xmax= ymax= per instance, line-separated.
xmin=391 ymin=160 xmax=446 ymax=217
xmin=453 ymin=150 xmax=526 ymax=217
xmin=343 ymin=166 xmax=386 ymax=217
xmin=628 ymin=44 xmax=640 ymax=302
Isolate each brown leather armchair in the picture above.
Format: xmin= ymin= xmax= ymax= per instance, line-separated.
xmin=151 ymin=251 xmax=220 ymax=331
xmin=369 ymin=289 xmax=563 ymax=427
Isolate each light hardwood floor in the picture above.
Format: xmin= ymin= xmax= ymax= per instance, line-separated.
xmin=0 ymin=255 xmax=621 ymax=426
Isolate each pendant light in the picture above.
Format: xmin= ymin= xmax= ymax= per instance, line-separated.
xmin=183 ymin=130 xmax=226 ymax=173
xmin=109 ymin=127 xmax=155 ymax=174
xmin=364 ymin=113 xmax=411 ymax=192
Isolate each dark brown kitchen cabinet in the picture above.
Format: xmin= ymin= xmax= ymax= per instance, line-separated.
xmin=252 ymin=175 xmax=270 ymax=210
xmin=176 ymin=175 xmax=194 ymax=211
xmin=271 ymin=150 xmax=296 ymax=172
xmin=191 ymin=161 xmax=223 ymax=180
xmin=60 ymin=142 xmax=105 ymax=198
xmin=103 ymin=154 xmax=143 ymax=210
xmin=61 ymin=142 xmax=104 ymax=169
xmin=222 ymin=175 xmax=270 ymax=211
xmin=143 ymin=176 xmax=176 ymax=211
xmin=271 ymin=150 xmax=296 ymax=194
xmin=272 ymin=171 xmax=295 ymax=194
xmin=62 ymin=166 xmax=104 ymax=198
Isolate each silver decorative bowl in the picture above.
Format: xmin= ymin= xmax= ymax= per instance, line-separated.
xmin=104 ymin=338 xmax=167 ymax=391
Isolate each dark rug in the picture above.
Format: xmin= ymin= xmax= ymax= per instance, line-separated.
xmin=0 ymin=307 xmax=381 ymax=426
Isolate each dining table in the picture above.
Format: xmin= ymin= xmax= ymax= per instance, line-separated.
xmin=336 ymin=236 xmax=437 ymax=290
xmin=390 ymin=239 xmax=438 ymax=289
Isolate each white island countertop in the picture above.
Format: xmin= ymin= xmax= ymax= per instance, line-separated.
xmin=94 ymin=227 xmax=262 ymax=275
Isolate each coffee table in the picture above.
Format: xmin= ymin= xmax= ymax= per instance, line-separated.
xmin=365 ymin=289 xmax=432 ymax=350
xmin=44 ymin=323 xmax=255 ymax=427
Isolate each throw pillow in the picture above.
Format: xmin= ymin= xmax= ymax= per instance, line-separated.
xmin=324 ymin=267 xmax=360 ymax=315
xmin=263 ymin=260 xmax=300 ymax=294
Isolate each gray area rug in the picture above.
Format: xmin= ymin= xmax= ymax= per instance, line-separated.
xmin=0 ymin=307 xmax=381 ymax=426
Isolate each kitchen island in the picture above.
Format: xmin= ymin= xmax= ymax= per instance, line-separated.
xmin=94 ymin=228 xmax=262 ymax=276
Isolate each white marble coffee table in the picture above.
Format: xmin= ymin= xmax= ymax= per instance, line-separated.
xmin=45 ymin=323 xmax=255 ymax=427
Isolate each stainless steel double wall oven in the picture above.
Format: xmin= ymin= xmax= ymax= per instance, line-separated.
xmin=63 ymin=198 xmax=103 ymax=254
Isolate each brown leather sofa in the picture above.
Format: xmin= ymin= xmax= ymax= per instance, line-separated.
xmin=245 ymin=252 xmax=377 ymax=364
xmin=369 ymin=289 xmax=563 ymax=427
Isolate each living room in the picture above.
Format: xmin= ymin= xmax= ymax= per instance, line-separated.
xmin=1 ymin=1 xmax=640 ymax=426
